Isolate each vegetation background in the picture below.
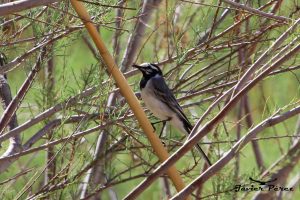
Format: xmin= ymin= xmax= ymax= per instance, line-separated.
xmin=0 ymin=0 xmax=299 ymax=199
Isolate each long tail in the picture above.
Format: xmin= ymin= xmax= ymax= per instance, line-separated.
xmin=182 ymin=120 xmax=212 ymax=166
xmin=195 ymin=144 xmax=212 ymax=166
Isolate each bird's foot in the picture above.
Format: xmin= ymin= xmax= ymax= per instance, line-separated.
xmin=150 ymin=122 xmax=157 ymax=131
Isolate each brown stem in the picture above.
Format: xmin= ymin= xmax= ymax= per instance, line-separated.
xmin=120 ymin=0 xmax=162 ymax=72
xmin=244 ymin=96 xmax=265 ymax=171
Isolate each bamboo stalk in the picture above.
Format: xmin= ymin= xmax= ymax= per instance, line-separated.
xmin=70 ymin=0 xmax=188 ymax=199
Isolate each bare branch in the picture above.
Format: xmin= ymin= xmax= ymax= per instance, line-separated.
xmin=222 ymin=0 xmax=291 ymax=22
xmin=124 ymin=38 xmax=300 ymax=200
xmin=0 ymin=0 xmax=60 ymax=17
xmin=120 ymin=0 xmax=162 ymax=71
xmin=0 ymin=49 xmax=45 ymax=138
xmin=172 ymin=105 xmax=300 ymax=199
xmin=0 ymin=53 xmax=22 ymax=172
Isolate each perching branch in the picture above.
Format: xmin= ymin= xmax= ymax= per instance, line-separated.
xmin=172 ymin=105 xmax=300 ymax=199
xmin=124 ymin=36 xmax=300 ymax=199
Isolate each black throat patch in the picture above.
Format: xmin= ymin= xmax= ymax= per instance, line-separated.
xmin=140 ymin=76 xmax=148 ymax=89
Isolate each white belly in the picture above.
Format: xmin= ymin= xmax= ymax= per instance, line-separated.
xmin=140 ymin=78 xmax=190 ymax=135
xmin=140 ymin=80 xmax=172 ymax=121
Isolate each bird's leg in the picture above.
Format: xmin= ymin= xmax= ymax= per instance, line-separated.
xmin=151 ymin=118 xmax=172 ymax=138
xmin=159 ymin=117 xmax=172 ymax=138
xmin=150 ymin=120 xmax=165 ymax=145
xmin=151 ymin=120 xmax=164 ymax=125
xmin=159 ymin=121 xmax=166 ymax=138
xmin=151 ymin=122 xmax=157 ymax=131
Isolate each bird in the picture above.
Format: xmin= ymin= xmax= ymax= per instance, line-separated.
xmin=133 ymin=63 xmax=212 ymax=166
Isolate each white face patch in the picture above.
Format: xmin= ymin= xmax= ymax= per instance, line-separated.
xmin=138 ymin=63 xmax=161 ymax=75
xmin=139 ymin=63 xmax=150 ymax=67
xmin=149 ymin=64 xmax=158 ymax=71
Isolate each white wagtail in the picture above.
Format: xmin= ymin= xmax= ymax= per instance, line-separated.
xmin=133 ymin=63 xmax=212 ymax=166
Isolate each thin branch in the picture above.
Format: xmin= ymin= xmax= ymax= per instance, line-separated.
xmin=0 ymin=53 xmax=22 ymax=173
xmin=0 ymin=85 xmax=97 ymax=144
xmin=120 ymin=0 xmax=162 ymax=72
xmin=0 ymin=28 xmax=78 ymax=74
xmin=172 ymin=105 xmax=300 ymax=199
xmin=222 ymin=0 xmax=291 ymax=22
xmin=232 ymin=17 xmax=300 ymax=96
xmin=123 ymin=37 xmax=300 ymax=200
xmin=0 ymin=0 xmax=60 ymax=17
xmin=0 ymin=49 xmax=46 ymax=137
xmin=252 ymin=118 xmax=300 ymax=199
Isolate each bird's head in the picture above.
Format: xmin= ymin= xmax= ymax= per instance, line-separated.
xmin=132 ymin=63 xmax=162 ymax=78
